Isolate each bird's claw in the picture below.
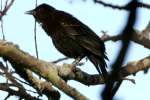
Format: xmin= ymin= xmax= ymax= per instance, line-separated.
xmin=72 ymin=61 xmax=84 ymax=66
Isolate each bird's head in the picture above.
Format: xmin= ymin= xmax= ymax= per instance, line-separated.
xmin=26 ymin=3 xmax=55 ymax=23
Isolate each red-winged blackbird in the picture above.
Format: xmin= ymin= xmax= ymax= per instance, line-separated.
xmin=26 ymin=3 xmax=108 ymax=76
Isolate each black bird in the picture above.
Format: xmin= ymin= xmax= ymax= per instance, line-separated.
xmin=26 ymin=3 xmax=108 ymax=76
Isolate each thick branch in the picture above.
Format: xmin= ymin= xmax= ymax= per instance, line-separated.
xmin=25 ymin=69 xmax=61 ymax=100
xmin=9 ymin=63 xmax=60 ymax=100
xmin=102 ymin=0 xmax=137 ymax=99
xmin=55 ymin=55 xmax=150 ymax=86
xmin=57 ymin=64 xmax=105 ymax=85
xmin=0 ymin=39 xmax=149 ymax=87
xmin=102 ymin=23 xmax=150 ymax=49
xmin=119 ymin=56 xmax=150 ymax=77
xmin=0 ymin=40 xmax=88 ymax=100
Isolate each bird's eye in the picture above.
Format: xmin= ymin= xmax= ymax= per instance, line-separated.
xmin=37 ymin=8 xmax=42 ymax=12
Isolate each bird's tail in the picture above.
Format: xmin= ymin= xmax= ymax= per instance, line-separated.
xmin=88 ymin=54 xmax=108 ymax=77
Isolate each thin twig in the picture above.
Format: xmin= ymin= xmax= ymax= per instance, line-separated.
xmin=4 ymin=94 xmax=11 ymax=100
xmin=0 ymin=83 xmax=39 ymax=100
xmin=52 ymin=57 xmax=69 ymax=63
xmin=94 ymin=0 xmax=150 ymax=10
xmin=15 ymin=77 xmax=30 ymax=86
xmin=34 ymin=0 xmax=39 ymax=59
xmin=0 ymin=0 xmax=15 ymax=19
xmin=0 ymin=0 xmax=5 ymax=40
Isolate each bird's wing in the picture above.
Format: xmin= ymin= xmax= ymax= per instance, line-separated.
xmin=55 ymin=11 xmax=107 ymax=59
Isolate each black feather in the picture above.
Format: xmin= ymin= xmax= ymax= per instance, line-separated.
xmin=26 ymin=3 xmax=108 ymax=76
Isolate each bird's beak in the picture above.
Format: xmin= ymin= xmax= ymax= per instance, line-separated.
xmin=25 ymin=10 xmax=35 ymax=15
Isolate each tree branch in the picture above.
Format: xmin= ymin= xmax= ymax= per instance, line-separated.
xmin=0 ymin=62 xmax=39 ymax=100
xmin=102 ymin=0 xmax=137 ymax=99
xmin=61 ymin=55 xmax=150 ymax=85
xmin=0 ymin=39 xmax=149 ymax=87
xmin=0 ymin=0 xmax=15 ymax=20
xmin=23 ymin=69 xmax=61 ymax=100
xmin=94 ymin=0 xmax=150 ymax=10
xmin=0 ymin=83 xmax=39 ymax=100
xmin=102 ymin=22 xmax=150 ymax=49
xmin=119 ymin=55 xmax=150 ymax=78
xmin=0 ymin=40 xmax=88 ymax=100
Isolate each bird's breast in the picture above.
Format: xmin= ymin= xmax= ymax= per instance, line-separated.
xmin=52 ymin=34 xmax=85 ymax=58
xmin=41 ymin=21 xmax=86 ymax=58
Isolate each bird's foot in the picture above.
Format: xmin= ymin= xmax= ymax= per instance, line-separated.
xmin=72 ymin=61 xmax=84 ymax=67
xmin=72 ymin=57 xmax=82 ymax=66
